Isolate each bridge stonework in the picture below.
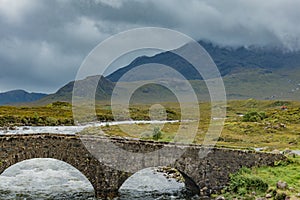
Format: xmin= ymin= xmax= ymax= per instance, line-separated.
xmin=0 ymin=134 xmax=285 ymax=199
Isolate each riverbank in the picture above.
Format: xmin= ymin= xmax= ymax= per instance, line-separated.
xmin=216 ymin=155 xmax=300 ymax=200
xmin=1 ymin=100 xmax=300 ymax=150
xmin=0 ymin=120 xmax=179 ymax=135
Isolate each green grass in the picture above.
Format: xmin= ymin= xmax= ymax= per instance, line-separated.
xmin=220 ymin=156 xmax=300 ymax=200
xmin=0 ymin=102 xmax=74 ymax=126
xmin=78 ymin=99 xmax=300 ymax=150
xmin=0 ymin=101 xmax=181 ymax=127
xmin=1 ymin=99 xmax=300 ymax=151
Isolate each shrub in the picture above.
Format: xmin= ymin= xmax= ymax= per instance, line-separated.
xmin=274 ymin=192 xmax=287 ymax=200
xmin=271 ymin=101 xmax=291 ymax=107
xmin=32 ymin=112 xmax=39 ymax=124
xmin=21 ymin=117 xmax=28 ymax=125
xmin=242 ymin=111 xmax=267 ymax=122
xmin=228 ymin=167 xmax=269 ymax=195
xmin=49 ymin=101 xmax=71 ymax=108
xmin=152 ymin=127 xmax=162 ymax=141
xmin=46 ymin=117 xmax=58 ymax=126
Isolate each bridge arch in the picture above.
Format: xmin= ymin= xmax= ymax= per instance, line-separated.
xmin=0 ymin=134 xmax=131 ymax=199
xmin=119 ymin=166 xmax=200 ymax=198
xmin=0 ymin=158 xmax=95 ymax=199
xmin=177 ymin=169 xmax=200 ymax=195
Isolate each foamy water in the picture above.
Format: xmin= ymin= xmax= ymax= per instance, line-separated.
xmin=0 ymin=120 xmax=179 ymax=135
xmin=0 ymin=158 xmax=95 ymax=199
xmin=0 ymin=158 xmax=199 ymax=200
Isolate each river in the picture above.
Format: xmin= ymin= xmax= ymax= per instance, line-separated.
xmin=0 ymin=120 xmax=179 ymax=135
xmin=0 ymin=158 xmax=200 ymax=199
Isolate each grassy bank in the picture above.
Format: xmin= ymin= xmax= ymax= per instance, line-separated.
xmin=80 ymin=99 xmax=300 ymax=151
xmin=218 ymin=156 xmax=300 ymax=200
xmin=1 ymin=99 xmax=300 ymax=150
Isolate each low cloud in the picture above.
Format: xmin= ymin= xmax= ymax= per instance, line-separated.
xmin=0 ymin=0 xmax=300 ymax=92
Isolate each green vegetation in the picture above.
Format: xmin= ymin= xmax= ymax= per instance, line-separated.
xmin=1 ymin=99 xmax=300 ymax=199
xmin=219 ymin=99 xmax=300 ymax=150
xmin=78 ymin=99 xmax=300 ymax=150
xmin=227 ymin=167 xmax=268 ymax=197
xmin=1 ymin=99 xmax=300 ymax=151
xmin=242 ymin=110 xmax=266 ymax=122
xmin=220 ymin=156 xmax=300 ymax=199
xmin=0 ymin=101 xmax=181 ymax=127
xmin=0 ymin=102 xmax=74 ymax=126
xmin=152 ymin=127 xmax=162 ymax=141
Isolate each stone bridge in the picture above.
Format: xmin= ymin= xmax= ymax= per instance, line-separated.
xmin=0 ymin=133 xmax=285 ymax=199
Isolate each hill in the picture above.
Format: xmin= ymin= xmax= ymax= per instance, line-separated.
xmin=5 ymin=41 xmax=300 ymax=105
xmin=107 ymin=41 xmax=300 ymax=82
xmin=103 ymin=41 xmax=300 ymax=101
xmin=0 ymin=90 xmax=46 ymax=105
xmin=36 ymin=75 xmax=115 ymax=104
xmin=36 ymin=43 xmax=300 ymax=104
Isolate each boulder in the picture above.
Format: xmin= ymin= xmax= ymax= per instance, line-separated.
xmin=265 ymin=193 xmax=272 ymax=198
xmin=276 ymin=181 xmax=288 ymax=190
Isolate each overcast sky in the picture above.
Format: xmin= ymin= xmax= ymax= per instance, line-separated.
xmin=1 ymin=0 xmax=300 ymax=93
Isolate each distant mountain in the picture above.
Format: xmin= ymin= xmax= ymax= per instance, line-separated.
xmin=0 ymin=90 xmax=47 ymax=105
xmin=103 ymin=41 xmax=300 ymax=101
xmin=36 ymin=75 xmax=115 ymax=104
xmin=107 ymin=41 xmax=300 ymax=82
xmin=8 ymin=41 xmax=300 ymax=105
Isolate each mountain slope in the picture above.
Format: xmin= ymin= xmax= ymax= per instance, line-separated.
xmin=107 ymin=41 xmax=300 ymax=82
xmin=36 ymin=75 xmax=115 ymax=104
xmin=102 ymin=41 xmax=300 ymax=101
xmin=12 ymin=41 xmax=300 ymax=105
xmin=0 ymin=90 xmax=47 ymax=105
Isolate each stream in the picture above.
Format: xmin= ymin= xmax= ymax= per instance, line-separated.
xmin=0 ymin=158 xmax=200 ymax=199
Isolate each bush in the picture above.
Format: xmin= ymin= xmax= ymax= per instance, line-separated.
xmin=21 ymin=117 xmax=28 ymax=125
xmin=49 ymin=101 xmax=71 ymax=108
xmin=152 ymin=127 xmax=162 ymax=141
xmin=274 ymin=192 xmax=287 ymax=200
xmin=228 ymin=167 xmax=269 ymax=195
xmin=271 ymin=101 xmax=291 ymax=107
xmin=242 ymin=111 xmax=267 ymax=122
xmin=46 ymin=117 xmax=58 ymax=126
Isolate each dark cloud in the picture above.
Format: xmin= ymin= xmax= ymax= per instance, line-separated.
xmin=0 ymin=0 xmax=300 ymax=92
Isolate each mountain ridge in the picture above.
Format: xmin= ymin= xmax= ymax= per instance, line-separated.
xmin=35 ymin=75 xmax=115 ymax=105
xmin=3 ymin=41 xmax=300 ymax=105
xmin=0 ymin=90 xmax=47 ymax=105
xmin=106 ymin=41 xmax=300 ymax=82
